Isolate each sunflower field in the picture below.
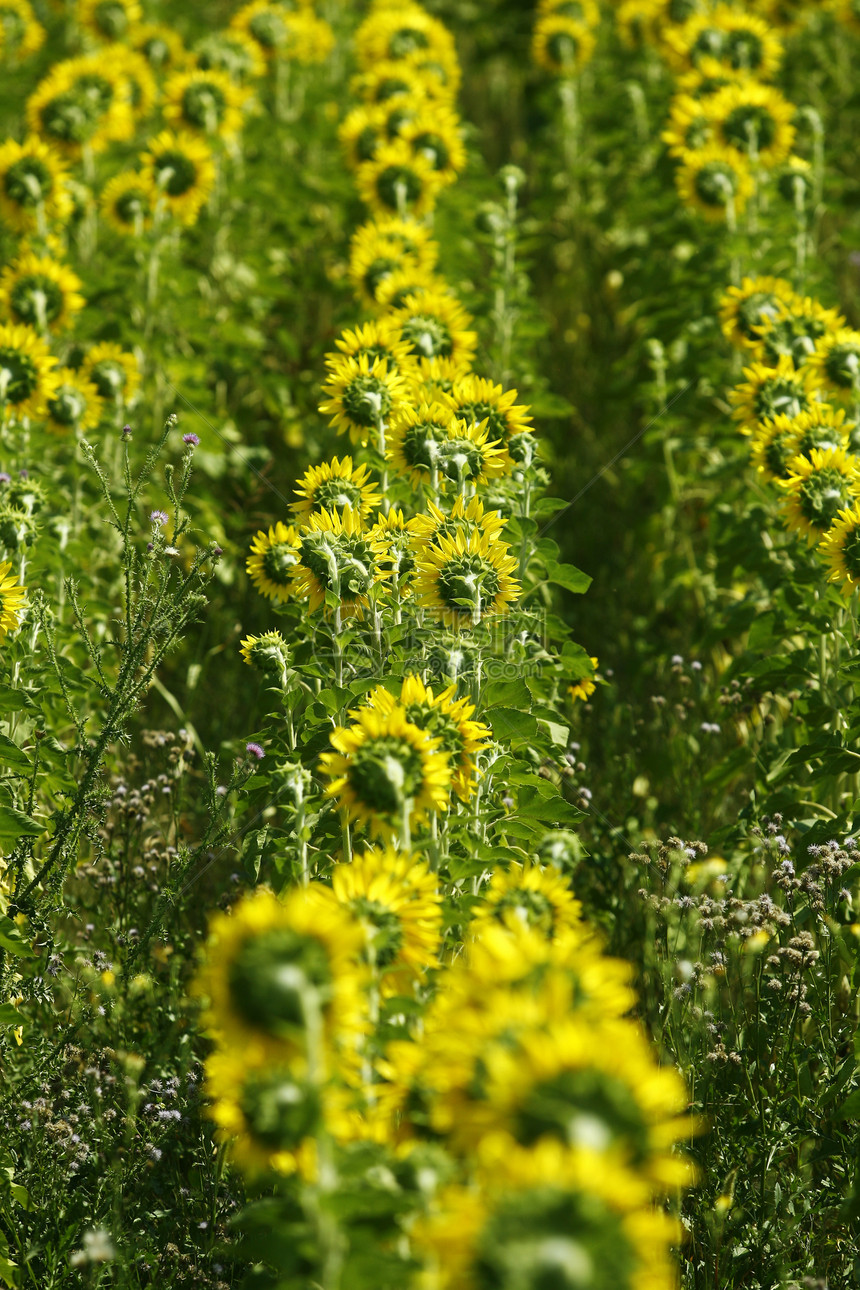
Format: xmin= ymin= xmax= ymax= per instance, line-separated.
xmin=3 ymin=0 xmax=860 ymax=1287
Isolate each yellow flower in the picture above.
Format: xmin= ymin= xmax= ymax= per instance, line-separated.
xmin=675 ymin=142 xmax=754 ymax=221
xmin=141 ymin=129 xmax=216 ymax=226
xmin=163 ymin=68 xmax=248 ymax=140
xmin=390 ymin=288 xmax=478 ymax=367
xmin=415 ymin=527 xmax=521 ymax=628
xmin=292 ymin=455 xmax=381 ymax=522
xmin=0 ymin=252 xmax=85 ymax=335
xmin=231 ymin=1 xmax=334 ymax=65
xmin=443 ymin=374 xmax=534 ymax=459
xmin=110 ymin=46 xmax=159 ymax=120
xmin=100 ymin=169 xmax=158 ymax=235
xmin=410 ymin=354 xmax=474 ymax=399
xmin=471 ymin=862 xmax=582 ymax=940
xmin=204 ymin=1041 xmax=322 ymax=1179
xmin=319 ymin=705 xmax=452 ymax=838
xmin=751 ymin=295 xmax=846 ymax=369
xmin=705 ymin=79 xmax=796 ymax=167
xmin=347 ymin=214 xmax=439 ymax=308
xmin=193 ymin=884 xmax=366 ymax=1061
xmin=356 ymin=136 xmax=444 ymax=219
xmin=351 ymin=58 xmax=452 ymax=109
xmin=0 ymin=322 xmax=59 ymax=421
xmin=77 ymin=0 xmax=141 ymax=42
xmin=408 ymin=493 xmax=508 ymax=549
xmin=569 ymin=655 xmax=599 ymax=703
xmin=45 ymin=367 xmax=104 ymax=436
xmin=388 ymin=400 xmax=458 ymax=485
xmin=372 ymin=265 xmax=450 ymax=311
xmin=338 ymin=102 xmax=391 ymax=171
xmin=532 ymin=15 xmax=597 ymax=74
xmin=27 ymin=54 xmax=134 ymax=157
xmin=780 ymin=447 xmax=860 ymax=544
xmin=751 ymin=406 xmax=851 ymax=482
xmin=807 ymin=329 xmax=860 ymax=404
xmin=388 ymin=402 xmax=506 ymax=491
xmin=400 ymin=104 xmax=466 ymax=187
xmin=292 ymin=505 xmax=386 ymax=616
xmin=81 ymin=342 xmax=140 ymax=404
xmin=664 ymin=5 xmax=783 ymax=80
xmin=0 ymin=0 xmax=44 ymax=61
xmin=537 ymin=0 xmax=601 ymax=24
xmin=0 ymin=560 xmax=26 ymax=643
xmin=820 ymin=502 xmax=860 ymax=594
xmin=318 ymin=352 xmax=407 ymax=445
xmin=662 ymin=92 xmax=714 ymax=157
xmin=362 ymin=673 xmax=492 ymax=801
xmin=0 ymin=136 xmax=72 ymax=234
xmin=325 ymin=844 xmax=442 ymax=991
xmin=239 ymin=629 xmax=290 ymax=675
xmin=368 ymin=507 xmax=418 ymax=593
xmin=719 ymin=275 xmax=797 ymax=349
xmin=131 ymin=22 xmax=189 ymax=73
xmin=355 ymin=4 xmax=458 ymax=70
xmin=327 ymin=317 xmax=418 ymax=378
xmin=729 ymin=354 xmax=820 ymax=435
xmin=246 ymin=521 xmax=301 ymax=603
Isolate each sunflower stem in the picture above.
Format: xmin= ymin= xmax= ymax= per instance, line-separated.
xmin=401 ymin=797 xmax=413 ymax=852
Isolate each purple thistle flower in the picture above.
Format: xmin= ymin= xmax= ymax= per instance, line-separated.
xmin=0 ymin=473 xmax=10 ymax=484
xmin=149 ymin=510 xmax=169 ymax=527
xmin=246 ymin=742 xmax=265 ymax=760
xmin=183 ymin=433 xmax=200 ymax=446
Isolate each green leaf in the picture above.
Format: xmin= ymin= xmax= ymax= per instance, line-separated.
xmin=481 ymin=679 xmax=533 ymax=709
xmin=0 ymin=915 xmax=36 ymax=959
xmin=0 ymin=734 xmax=32 ymax=772
xmin=0 ymin=1004 xmax=22 ymax=1027
xmin=486 ymin=708 xmax=539 ymax=742
xmin=0 ymin=804 xmax=44 ymax=842
xmin=544 ymin=560 xmax=592 ymax=595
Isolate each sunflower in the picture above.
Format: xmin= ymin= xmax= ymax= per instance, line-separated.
xmin=356 ymin=137 xmax=443 ymax=219
xmin=774 ymin=154 xmax=814 ymax=207
xmin=719 ymin=275 xmax=796 ymax=349
xmin=44 ymin=367 xmax=103 ymax=436
xmin=443 ymin=375 xmax=534 ymax=456
xmin=320 ymin=705 xmax=452 ymax=839
xmin=675 ymin=142 xmax=754 ymax=221
xmin=388 ymin=400 xmax=470 ymax=487
xmin=132 ymin=22 xmax=189 ymax=73
xmin=348 ymin=214 xmax=439 ymax=309
xmin=532 ymin=15 xmax=597 ymax=74
xmin=0 ymin=561 xmax=26 ymax=643
xmin=338 ymin=103 xmax=390 ymax=170
xmin=325 ymin=845 xmax=442 ymax=992
xmin=141 ymin=130 xmax=216 ymax=226
xmin=27 ymin=55 xmax=134 ymax=157
xmin=354 ymin=5 xmax=458 ymax=69
xmin=77 ymin=0 xmax=141 ymax=42
xmin=205 ymin=1042 xmax=322 ymax=1178
xmin=363 ymin=673 xmax=492 ymax=801
xmin=415 ymin=528 xmax=521 ymax=628
xmin=730 ymin=355 xmax=820 ymax=435
xmin=390 ymin=289 xmax=478 ymax=367
xmin=292 ymin=456 xmax=381 ymax=522
xmin=780 ymin=447 xmax=860 ymax=544
xmin=100 ymin=169 xmax=157 ymax=235
xmin=81 ymin=341 xmax=140 ymax=403
xmin=751 ymin=296 xmax=845 ymax=369
xmin=807 ymin=329 xmax=860 ymax=404
xmin=662 ymin=92 xmax=714 ymax=156
xmin=318 ymin=353 xmax=407 ymax=446
xmin=0 ymin=136 xmax=72 ymax=234
xmin=327 ymin=318 xmax=417 ymax=378
xmin=664 ymin=6 xmax=783 ymax=79
xmin=408 ymin=494 xmax=508 ymax=549
xmin=368 ymin=508 xmax=418 ymax=593
xmin=246 ymin=521 xmax=301 ymax=604
xmin=537 ymin=0 xmax=601 ymax=23
xmin=706 ymin=80 xmax=795 ymax=167
xmin=0 ymin=0 xmax=43 ymax=61
xmin=750 ymin=416 xmax=807 ymax=482
xmin=351 ymin=59 xmax=446 ymax=109
xmin=193 ymin=883 xmax=365 ymax=1061
xmin=0 ymin=322 xmax=59 ymax=421
xmin=410 ymin=354 xmax=474 ymax=399
xmin=569 ymin=655 xmax=599 ymax=703
xmin=110 ymin=47 xmax=159 ymax=120
xmin=372 ymin=266 xmax=450 ymax=312
xmin=195 ymin=29 xmax=267 ymax=83
xmin=400 ymin=105 xmax=466 ymax=187
xmin=0 ymin=252 xmax=85 ymax=336
xmin=820 ymin=502 xmax=860 ymax=594
xmin=232 ymin=2 xmax=334 ymax=66
xmin=163 ymin=68 xmax=248 ymax=140
xmin=470 ymin=863 xmax=582 ymax=942
xmin=293 ymin=505 xmax=385 ymax=617
xmin=239 ymin=629 xmax=291 ymax=679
